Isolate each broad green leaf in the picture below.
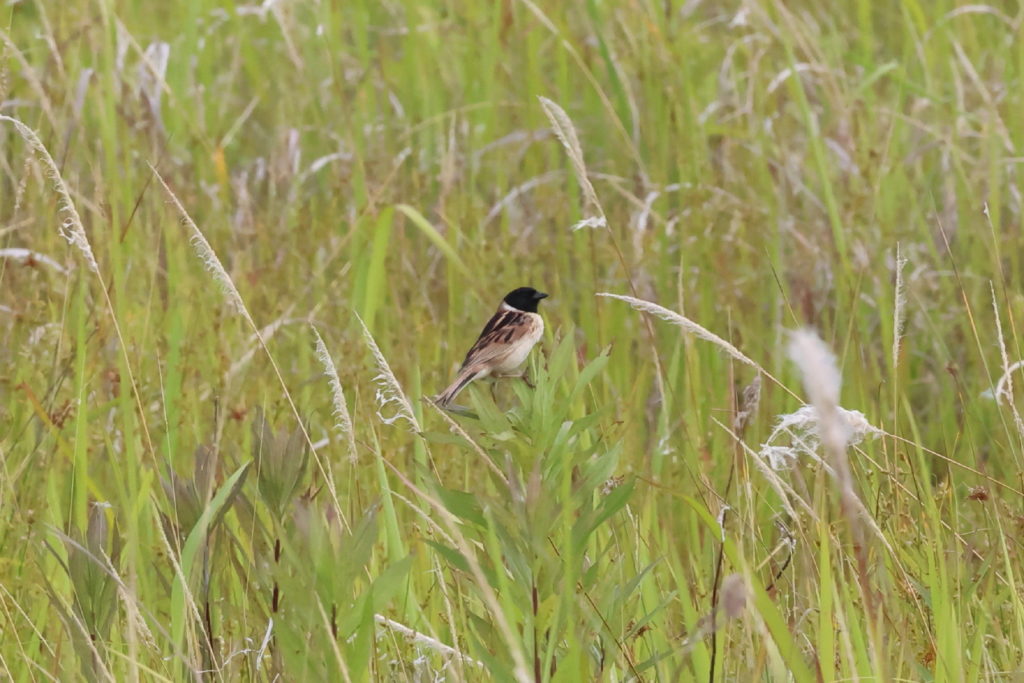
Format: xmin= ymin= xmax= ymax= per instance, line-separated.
xmin=436 ymin=487 xmax=487 ymax=527
xmin=170 ymin=461 xmax=251 ymax=655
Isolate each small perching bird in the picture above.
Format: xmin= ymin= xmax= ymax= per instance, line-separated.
xmin=435 ymin=287 xmax=548 ymax=408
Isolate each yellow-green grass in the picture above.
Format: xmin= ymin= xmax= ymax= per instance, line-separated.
xmin=1 ymin=0 xmax=1023 ymax=680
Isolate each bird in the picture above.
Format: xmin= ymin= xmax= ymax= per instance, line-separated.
xmin=435 ymin=286 xmax=548 ymax=408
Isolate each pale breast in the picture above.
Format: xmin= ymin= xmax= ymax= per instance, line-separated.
xmin=493 ymin=312 xmax=543 ymax=373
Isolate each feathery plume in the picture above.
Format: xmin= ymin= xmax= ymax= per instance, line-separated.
xmin=598 ymin=292 xmax=762 ymax=370
xmin=149 ymin=163 xmax=251 ymax=320
xmin=787 ymin=330 xmax=846 ymax=459
xmin=758 ymin=404 xmax=882 ymax=471
xmin=0 ymin=115 xmax=98 ymax=272
xmin=892 ymin=243 xmax=908 ymax=371
xmin=356 ymin=314 xmax=420 ymax=432
xmin=312 ymin=326 xmax=358 ymax=462
xmin=714 ymin=417 xmax=815 ymax=522
xmin=537 ymin=96 xmax=607 ymax=230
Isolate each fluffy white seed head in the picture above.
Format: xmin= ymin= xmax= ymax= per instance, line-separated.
xmin=758 ymin=405 xmax=882 ymax=471
xmin=788 ymin=329 xmax=841 ymax=412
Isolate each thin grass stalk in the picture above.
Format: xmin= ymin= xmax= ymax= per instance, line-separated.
xmin=598 ymin=292 xmax=800 ymax=403
xmin=430 ymin=551 xmax=469 ymax=680
xmin=712 ymin=371 xmax=760 ymax=683
xmin=374 ymin=614 xmax=484 ymax=669
xmin=424 ymin=399 xmax=508 ymax=484
xmin=315 ymin=598 xmax=353 ymax=683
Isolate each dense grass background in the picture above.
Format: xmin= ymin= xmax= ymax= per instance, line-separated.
xmin=2 ymin=0 xmax=1024 ymax=679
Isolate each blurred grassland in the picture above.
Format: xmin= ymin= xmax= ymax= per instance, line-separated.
xmin=2 ymin=0 xmax=1024 ymax=680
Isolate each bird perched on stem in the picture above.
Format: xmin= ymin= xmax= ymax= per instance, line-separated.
xmin=435 ymin=287 xmax=548 ymax=408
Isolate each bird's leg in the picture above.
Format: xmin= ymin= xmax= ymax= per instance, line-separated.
xmin=495 ymin=369 xmax=534 ymax=389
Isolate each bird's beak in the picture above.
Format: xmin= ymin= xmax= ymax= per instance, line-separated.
xmin=535 ymin=291 xmax=549 ymax=300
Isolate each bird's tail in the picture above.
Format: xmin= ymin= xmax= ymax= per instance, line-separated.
xmin=435 ymin=368 xmax=478 ymax=407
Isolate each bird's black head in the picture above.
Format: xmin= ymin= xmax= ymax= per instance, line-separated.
xmin=504 ymin=286 xmax=548 ymax=313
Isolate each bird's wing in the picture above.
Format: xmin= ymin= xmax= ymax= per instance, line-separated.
xmin=459 ymin=307 xmax=532 ymax=369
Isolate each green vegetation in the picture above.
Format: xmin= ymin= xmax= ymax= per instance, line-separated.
xmin=2 ymin=0 xmax=1023 ymax=679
